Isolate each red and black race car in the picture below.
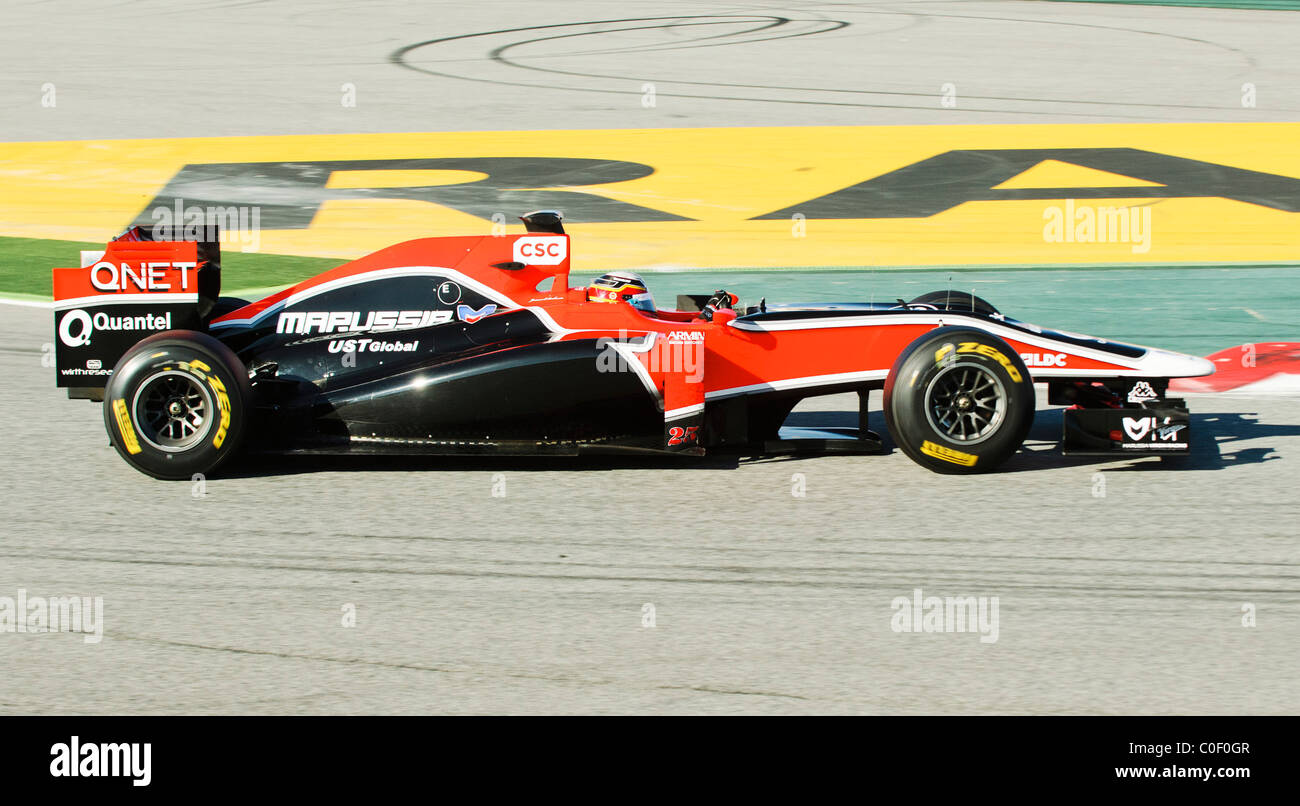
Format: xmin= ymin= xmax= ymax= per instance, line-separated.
xmin=53 ymin=211 xmax=1213 ymax=479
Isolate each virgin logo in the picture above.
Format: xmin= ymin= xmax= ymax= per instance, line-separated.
xmin=513 ymin=236 xmax=567 ymax=265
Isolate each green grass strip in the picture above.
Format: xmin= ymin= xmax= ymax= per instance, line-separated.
xmin=0 ymin=235 xmax=341 ymax=299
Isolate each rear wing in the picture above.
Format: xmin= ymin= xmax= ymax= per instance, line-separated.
xmin=53 ymin=227 xmax=221 ymax=395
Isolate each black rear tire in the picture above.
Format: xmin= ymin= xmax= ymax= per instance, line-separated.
xmin=884 ymin=326 xmax=1034 ymax=474
xmin=102 ymin=330 xmax=251 ymax=480
xmin=908 ymin=290 xmax=999 ymax=316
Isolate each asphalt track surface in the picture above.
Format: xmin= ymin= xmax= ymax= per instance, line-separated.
xmin=2 ymin=1 xmax=1299 ymax=714
xmin=3 ymin=0 xmax=1300 ymax=139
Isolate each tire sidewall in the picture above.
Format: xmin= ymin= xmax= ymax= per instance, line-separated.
xmin=885 ymin=327 xmax=1034 ymax=473
xmin=102 ymin=330 xmax=249 ymax=480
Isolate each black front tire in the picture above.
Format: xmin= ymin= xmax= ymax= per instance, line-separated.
xmin=884 ymin=326 xmax=1034 ymax=474
xmin=102 ymin=330 xmax=251 ymax=480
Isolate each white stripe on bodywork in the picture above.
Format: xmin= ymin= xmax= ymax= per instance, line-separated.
xmin=55 ymin=293 xmax=199 ymax=310
xmin=209 ymin=266 xmax=522 ymax=328
xmin=603 ymin=332 xmax=660 ymax=403
xmin=525 ymin=305 xmax=575 ymax=337
xmin=664 ymin=403 xmax=705 ymax=421
xmin=729 ymin=313 xmax=1214 ymax=378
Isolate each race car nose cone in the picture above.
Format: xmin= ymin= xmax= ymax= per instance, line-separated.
xmin=1138 ymin=349 xmax=1218 ymax=379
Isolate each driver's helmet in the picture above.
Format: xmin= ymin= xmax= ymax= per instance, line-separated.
xmin=587 ymin=271 xmax=655 ymax=313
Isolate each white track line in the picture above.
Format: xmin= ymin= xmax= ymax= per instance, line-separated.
xmin=0 ymin=297 xmax=52 ymax=309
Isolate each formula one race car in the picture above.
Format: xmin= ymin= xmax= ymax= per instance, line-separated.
xmin=53 ymin=211 xmax=1213 ymax=479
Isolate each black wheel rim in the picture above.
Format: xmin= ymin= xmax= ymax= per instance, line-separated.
xmin=924 ymin=361 xmax=1007 ymax=445
xmin=132 ymin=370 xmax=214 ymax=452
